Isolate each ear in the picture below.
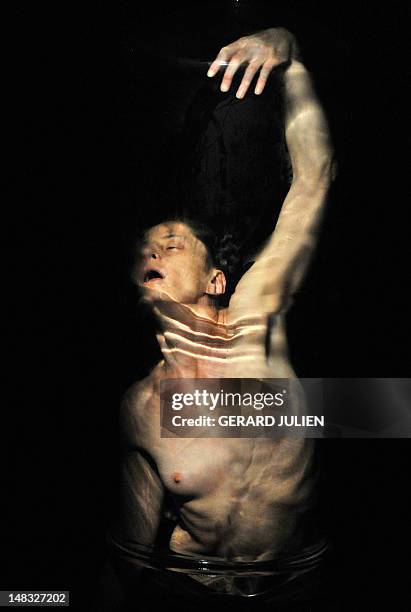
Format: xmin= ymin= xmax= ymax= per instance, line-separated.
xmin=206 ymin=269 xmax=226 ymax=296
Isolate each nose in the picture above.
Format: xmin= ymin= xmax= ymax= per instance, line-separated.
xmin=141 ymin=244 xmax=161 ymax=261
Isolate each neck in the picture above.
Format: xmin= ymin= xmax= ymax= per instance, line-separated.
xmin=152 ymin=300 xmax=228 ymax=377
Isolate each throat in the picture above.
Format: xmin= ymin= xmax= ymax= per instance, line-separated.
xmin=156 ymin=330 xmax=227 ymax=377
xmin=154 ymin=306 xmax=231 ymax=377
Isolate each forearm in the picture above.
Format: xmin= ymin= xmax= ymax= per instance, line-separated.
xmin=284 ymin=60 xmax=334 ymax=186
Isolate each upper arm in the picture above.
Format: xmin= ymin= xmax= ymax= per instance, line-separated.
xmin=114 ymin=386 xmax=164 ymax=546
xmin=229 ymin=180 xmax=329 ymax=318
xmin=117 ymin=447 xmax=164 ymax=545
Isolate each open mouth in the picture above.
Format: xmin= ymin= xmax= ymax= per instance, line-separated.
xmin=143 ymin=269 xmax=164 ymax=283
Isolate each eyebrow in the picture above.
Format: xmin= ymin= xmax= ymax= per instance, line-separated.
xmin=161 ymin=233 xmax=184 ymax=239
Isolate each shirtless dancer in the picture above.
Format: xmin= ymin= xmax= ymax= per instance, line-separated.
xmin=109 ymin=27 xmax=334 ymax=600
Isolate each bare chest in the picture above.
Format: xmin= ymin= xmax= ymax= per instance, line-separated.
xmin=155 ymin=437 xmax=238 ymax=498
xmin=141 ymin=390 xmax=309 ymax=505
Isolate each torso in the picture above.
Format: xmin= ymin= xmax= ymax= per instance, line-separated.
xmin=124 ymin=305 xmax=320 ymax=562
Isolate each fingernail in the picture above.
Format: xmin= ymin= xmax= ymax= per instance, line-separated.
xmin=207 ymin=69 xmax=215 ymax=77
xmin=220 ymin=83 xmax=228 ymax=92
xmin=236 ymin=90 xmax=244 ymax=99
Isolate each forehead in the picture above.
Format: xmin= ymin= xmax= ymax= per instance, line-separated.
xmin=144 ymin=222 xmax=198 ymax=244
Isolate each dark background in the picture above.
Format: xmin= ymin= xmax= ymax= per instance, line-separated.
xmin=4 ymin=1 xmax=410 ymax=609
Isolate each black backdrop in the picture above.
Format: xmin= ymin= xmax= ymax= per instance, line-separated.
xmin=4 ymin=1 xmax=410 ymax=609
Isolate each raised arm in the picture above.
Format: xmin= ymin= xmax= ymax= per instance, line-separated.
xmin=208 ymin=28 xmax=335 ymax=317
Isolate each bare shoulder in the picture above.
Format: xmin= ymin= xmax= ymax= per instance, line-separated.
xmin=119 ymin=374 xmax=157 ymax=448
xmin=122 ymin=375 xmax=154 ymax=413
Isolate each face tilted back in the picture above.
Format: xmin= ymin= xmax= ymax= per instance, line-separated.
xmin=135 ymin=221 xmax=226 ymax=307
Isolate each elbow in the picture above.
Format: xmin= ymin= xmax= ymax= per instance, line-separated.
xmin=316 ymin=155 xmax=336 ymax=189
xmin=293 ymin=152 xmax=336 ymax=192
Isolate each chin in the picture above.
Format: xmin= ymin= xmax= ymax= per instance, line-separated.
xmin=138 ymin=283 xmax=178 ymax=304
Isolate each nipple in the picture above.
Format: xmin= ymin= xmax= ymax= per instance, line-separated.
xmin=172 ymin=472 xmax=182 ymax=484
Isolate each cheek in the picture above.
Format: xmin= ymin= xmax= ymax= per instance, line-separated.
xmin=177 ymin=257 xmax=203 ymax=280
xmin=167 ymin=254 xmax=208 ymax=297
xmin=188 ymin=264 xmax=208 ymax=290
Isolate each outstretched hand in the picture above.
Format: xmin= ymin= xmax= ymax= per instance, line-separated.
xmin=207 ymin=27 xmax=298 ymax=99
